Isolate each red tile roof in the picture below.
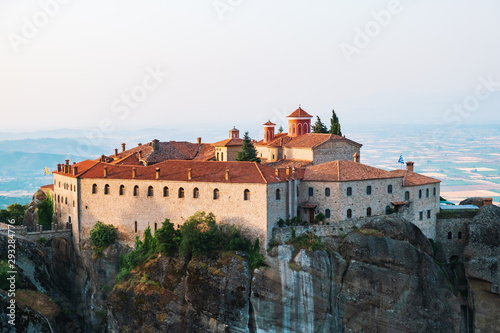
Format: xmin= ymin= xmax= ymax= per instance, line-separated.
xmin=264 ymin=159 xmax=312 ymax=169
xmin=287 ymin=107 xmax=312 ymax=118
xmin=40 ymin=184 xmax=54 ymax=191
xmin=303 ymin=160 xmax=402 ymax=182
xmin=255 ymin=133 xmax=362 ymax=149
xmin=389 ymin=170 xmax=441 ymax=186
xmin=213 ymin=138 xmax=244 ymax=147
xmin=263 ymin=120 xmax=276 ymax=126
xmin=55 ymin=160 xmax=289 ymax=184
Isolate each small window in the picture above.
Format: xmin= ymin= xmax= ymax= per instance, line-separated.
xmin=244 ymin=189 xmax=250 ymax=201
xmin=73 ymin=200 xmax=75 ymax=207
xmin=178 ymin=187 xmax=185 ymax=198
xmin=388 ymin=185 xmax=393 ymax=194
xmin=405 ymin=191 xmax=410 ymax=200
xmin=366 ymin=186 xmax=372 ymax=195
xmin=133 ymin=185 xmax=139 ymax=196
xmin=325 ymin=209 xmax=331 ymax=218
xmin=427 ymin=210 xmax=431 ymax=219
xmin=70 ymin=184 xmax=72 ymax=191
xmin=458 ymin=231 xmax=462 ymax=240
xmin=154 ymin=223 xmax=157 ymax=231
xmin=426 ymin=188 xmax=429 ymax=198
xmin=447 ymin=232 xmax=452 ymax=240
xmin=276 ymin=189 xmax=281 ymax=200
xmin=419 ymin=189 xmax=422 ymax=199
xmin=385 ymin=205 xmax=392 ymax=215
xmin=193 ymin=187 xmax=199 ymax=198
xmin=419 ymin=211 xmax=423 ymax=220
xmin=119 ymin=185 xmax=125 ymax=196
xmin=325 ymin=187 xmax=330 ymax=197
xmin=65 ymin=197 xmax=67 ymax=205
xmin=367 ymin=207 xmax=372 ymax=217
xmin=57 ymin=195 xmax=60 ymax=203
xmin=213 ymin=188 xmax=220 ymax=200
xmin=308 ymin=187 xmax=314 ymax=196
xmin=135 ymin=221 xmax=138 ymax=233
xmin=104 ymin=184 xmax=110 ymax=195
xmin=68 ymin=216 xmax=71 ymax=223
xmin=433 ymin=187 xmax=436 ymax=196
xmin=347 ymin=209 xmax=352 ymax=219
xmin=221 ymin=152 xmax=224 ymax=160
xmin=148 ymin=186 xmax=154 ymax=197
xmin=347 ymin=187 xmax=352 ymax=196
xmin=163 ymin=186 xmax=169 ymax=197
xmin=58 ymin=182 xmax=61 ymax=188
xmin=92 ymin=184 xmax=97 ymax=194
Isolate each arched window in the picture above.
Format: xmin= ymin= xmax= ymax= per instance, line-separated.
xmin=347 ymin=209 xmax=352 ymax=219
xmin=433 ymin=187 xmax=436 ymax=196
xmin=458 ymin=231 xmax=462 ymax=240
xmin=213 ymin=188 xmax=220 ymax=200
xmin=163 ymin=186 xmax=169 ymax=197
xmin=92 ymin=184 xmax=97 ymax=194
xmin=325 ymin=187 xmax=330 ymax=197
xmin=426 ymin=188 xmax=429 ymax=198
xmin=104 ymin=184 xmax=110 ymax=195
xmin=217 ymin=152 xmax=220 ymax=161
xmin=68 ymin=216 xmax=71 ymax=223
xmin=325 ymin=209 xmax=331 ymax=218
xmin=405 ymin=191 xmax=410 ymax=200
xmin=308 ymin=187 xmax=314 ymax=196
xmin=447 ymin=232 xmax=452 ymax=240
xmin=293 ymin=123 xmax=296 ymax=135
xmin=57 ymin=195 xmax=60 ymax=203
xmin=133 ymin=185 xmax=139 ymax=196
xmin=148 ymin=186 xmax=154 ymax=197
xmin=221 ymin=152 xmax=224 ymax=161
xmin=366 ymin=186 xmax=372 ymax=195
xmin=193 ymin=187 xmax=199 ymax=198
xmin=119 ymin=185 xmax=125 ymax=196
xmin=276 ymin=189 xmax=281 ymax=200
xmin=419 ymin=189 xmax=422 ymax=199
xmin=347 ymin=187 xmax=352 ymax=196
xmin=135 ymin=221 xmax=138 ymax=233
xmin=65 ymin=197 xmax=67 ymax=205
xmin=388 ymin=184 xmax=393 ymax=194
xmin=366 ymin=207 xmax=372 ymax=217
xmin=154 ymin=223 xmax=157 ymax=231
xmin=244 ymin=189 xmax=250 ymax=201
xmin=178 ymin=187 xmax=185 ymax=198
xmin=298 ymin=123 xmax=302 ymax=135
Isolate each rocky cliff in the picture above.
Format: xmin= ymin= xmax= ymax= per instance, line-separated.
xmin=1 ymin=207 xmax=499 ymax=332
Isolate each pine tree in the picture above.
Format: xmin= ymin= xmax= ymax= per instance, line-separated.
xmin=278 ymin=125 xmax=283 ymax=133
xmin=329 ymin=109 xmax=342 ymax=136
xmin=236 ymin=132 xmax=260 ymax=162
xmin=312 ymin=116 xmax=328 ymax=133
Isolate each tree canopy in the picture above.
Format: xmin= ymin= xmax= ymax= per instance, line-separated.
xmin=0 ymin=203 xmax=28 ymax=225
xmin=329 ymin=109 xmax=342 ymax=136
xmin=37 ymin=193 xmax=53 ymax=227
xmin=312 ymin=116 xmax=328 ymax=133
xmin=236 ymin=132 xmax=260 ymax=162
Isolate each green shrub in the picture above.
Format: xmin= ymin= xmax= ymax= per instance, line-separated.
xmin=288 ymin=232 xmax=325 ymax=256
xmin=36 ymin=237 xmax=47 ymax=245
xmin=155 ymin=219 xmax=181 ymax=256
xmin=38 ymin=193 xmax=53 ymax=227
xmin=90 ymin=221 xmax=116 ymax=248
xmin=314 ymin=213 xmax=325 ymax=223
xmin=277 ymin=218 xmax=286 ymax=227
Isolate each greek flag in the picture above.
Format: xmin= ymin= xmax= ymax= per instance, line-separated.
xmin=398 ymin=154 xmax=404 ymax=164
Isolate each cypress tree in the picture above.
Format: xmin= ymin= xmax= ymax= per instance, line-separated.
xmin=236 ymin=132 xmax=260 ymax=162
xmin=312 ymin=116 xmax=328 ymax=133
xmin=329 ymin=109 xmax=342 ymax=136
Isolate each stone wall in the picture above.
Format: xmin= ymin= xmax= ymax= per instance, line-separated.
xmin=312 ymin=140 xmax=360 ymax=165
xmin=53 ymin=174 xmax=80 ymax=242
xmin=403 ymin=183 xmax=440 ymax=239
xmin=435 ymin=216 xmax=470 ymax=262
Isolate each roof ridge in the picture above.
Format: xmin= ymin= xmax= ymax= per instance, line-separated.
xmin=254 ymin=162 xmax=268 ymax=184
xmin=76 ymin=160 xmax=101 ymax=178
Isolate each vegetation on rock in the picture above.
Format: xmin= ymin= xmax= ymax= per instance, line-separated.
xmin=37 ymin=193 xmax=54 ymax=227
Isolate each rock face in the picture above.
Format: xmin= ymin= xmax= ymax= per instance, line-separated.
xmin=105 ymin=215 xmax=463 ymax=333
xmin=459 ymin=197 xmax=485 ymax=207
xmin=463 ymin=205 xmax=500 ymax=332
xmin=22 ymin=189 xmax=47 ymax=228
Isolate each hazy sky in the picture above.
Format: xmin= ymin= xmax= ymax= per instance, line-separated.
xmin=1 ymin=0 xmax=500 ymax=136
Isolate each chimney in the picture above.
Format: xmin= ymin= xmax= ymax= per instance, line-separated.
xmin=138 ymin=150 xmax=142 ymax=159
xmin=73 ymin=166 xmax=78 ymax=176
xmin=57 ymin=164 xmax=61 ymax=172
xmin=103 ymin=166 xmax=108 ymax=178
xmin=121 ymin=143 xmax=126 ymax=152
xmin=353 ymin=152 xmax=360 ymax=163
xmin=286 ymin=167 xmax=290 ymax=176
xmin=65 ymin=159 xmax=69 ymax=165
xmin=188 ymin=168 xmax=192 ymax=180
xmin=156 ymin=168 xmax=160 ymax=179
xmin=225 ymin=169 xmax=230 ymax=181
xmin=406 ymin=161 xmax=414 ymax=172
xmin=100 ymin=155 xmax=106 ymax=162
xmin=64 ymin=164 xmax=69 ymax=173
xmin=197 ymin=137 xmax=202 ymax=144
xmin=132 ymin=167 xmax=136 ymax=178
xmin=275 ymin=168 xmax=279 ymax=177
xmin=152 ymin=139 xmax=159 ymax=151
xmin=292 ymin=167 xmax=296 ymax=179
xmin=114 ymin=148 xmax=118 ymax=156
xmin=138 ymin=143 xmax=142 ymax=146
xmin=483 ymin=198 xmax=493 ymax=205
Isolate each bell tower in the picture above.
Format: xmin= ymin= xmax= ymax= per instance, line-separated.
xmin=263 ymin=120 xmax=276 ymax=143
xmin=287 ymin=106 xmax=312 ymax=137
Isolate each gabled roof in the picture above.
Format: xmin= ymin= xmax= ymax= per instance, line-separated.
xmin=303 ymin=160 xmax=402 ymax=182
xmin=213 ymin=138 xmax=244 ymax=147
xmin=287 ymin=107 xmax=312 ymax=118
xmin=56 ymin=160 xmax=289 ymax=184
xmin=255 ymin=133 xmax=362 ymax=149
xmin=53 ymin=160 xmax=100 ymax=178
xmin=263 ymin=120 xmax=276 ymax=126
xmin=389 ymin=170 xmax=441 ymax=186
